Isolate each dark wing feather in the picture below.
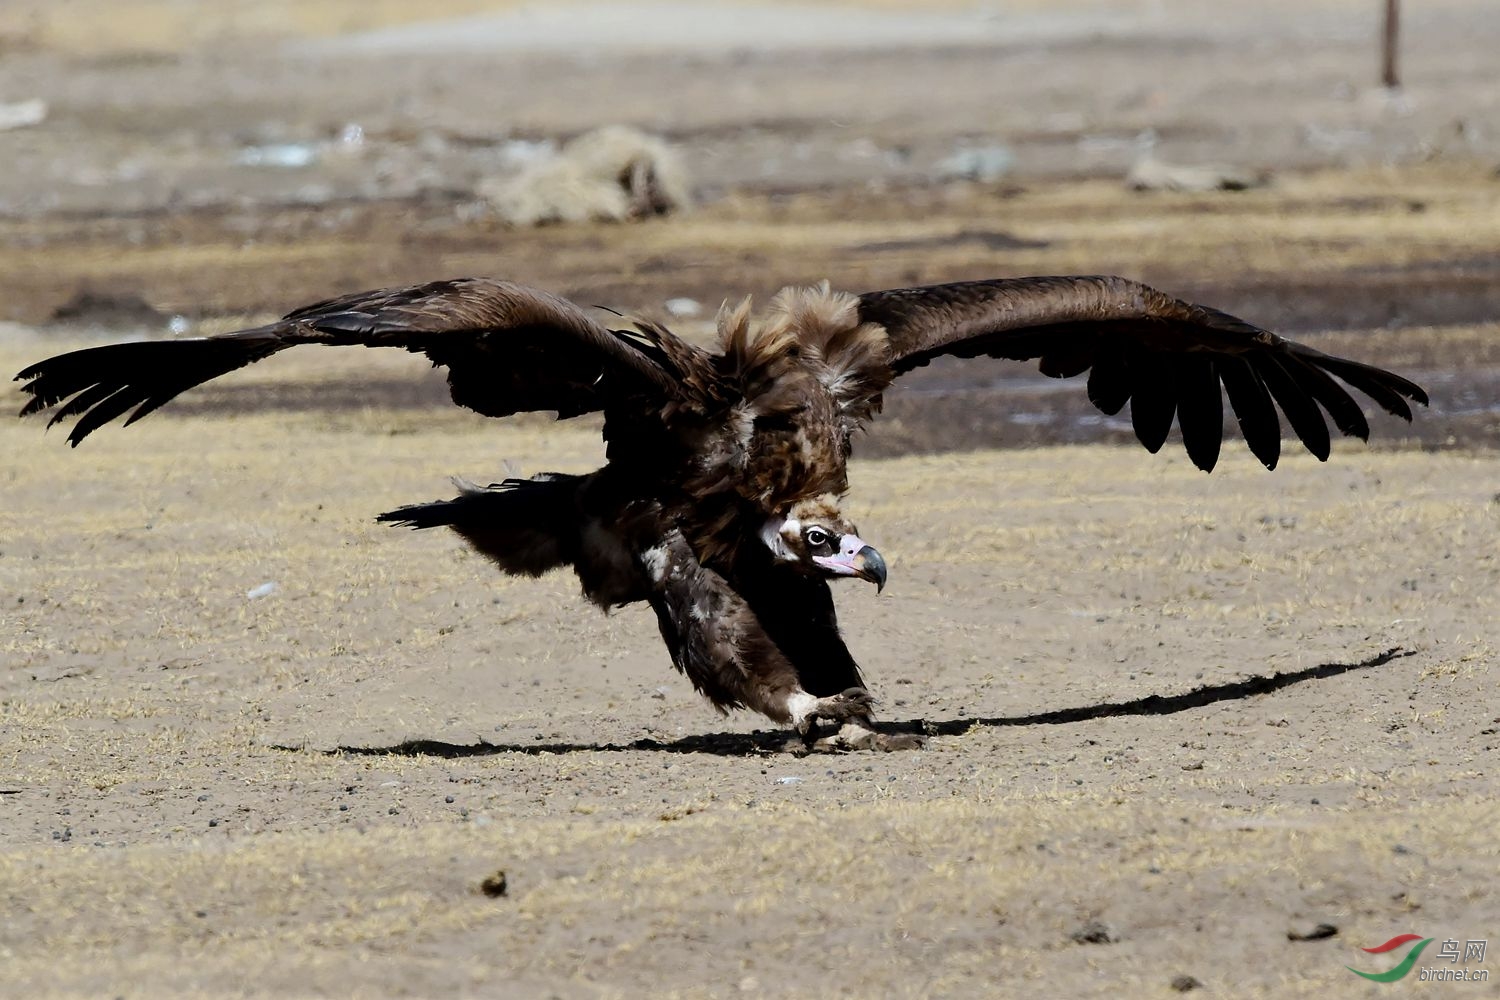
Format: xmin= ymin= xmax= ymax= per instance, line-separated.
xmin=1275 ymin=353 xmax=1369 ymax=440
xmin=17 ymin=333 xmax=287 ymax=446
xmin=1129 ymin=359 xmax=1177 ymax=454
xmin=16 ymin=278 xmax=691 ymax=444
xmin=1175 ymin=354 xmax=1223 ymax=473
xmin=1217 ymin=356 xmax=1281 ymax=470
xmin=1085 ymin=353 xmax=1132 ymax=416
xmin=858 ymin=275 xmax=1428 ymax=471
xmin=1257 ymin=355 xmax=1331 ymax=461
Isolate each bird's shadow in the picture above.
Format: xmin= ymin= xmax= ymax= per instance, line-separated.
xmin=283 ymin=647 xmax=1414 ymax=759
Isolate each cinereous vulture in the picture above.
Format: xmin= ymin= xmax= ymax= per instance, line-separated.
xmin=16 ymin=275 xmax=1426 ymax=748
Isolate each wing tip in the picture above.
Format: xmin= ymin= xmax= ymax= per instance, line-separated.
xmin=1405 ymin=384 xmax=1430 ymax=414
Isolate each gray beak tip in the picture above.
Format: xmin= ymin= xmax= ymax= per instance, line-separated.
xmin=854 ymin=544 xmax=887 ymax=593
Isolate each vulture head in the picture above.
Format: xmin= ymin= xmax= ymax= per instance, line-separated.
xmin=760 ymin=495 xmax=887 ymax=591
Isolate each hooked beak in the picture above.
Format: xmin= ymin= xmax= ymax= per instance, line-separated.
xmin=813 ymin=536 xmax=888 ymax=592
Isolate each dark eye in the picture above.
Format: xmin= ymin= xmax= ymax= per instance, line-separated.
xmin=805 ymin=527 xmax=830 ymax=548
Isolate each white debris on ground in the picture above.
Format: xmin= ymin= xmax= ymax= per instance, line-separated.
xmin=234 ymin=123 xmax=365 ymax=170
xmin=0 ymin=99 xmax=47 ymax=131
xmin=1125 ymin=155 xmax=1269 ymax=192
xmin=936 ymin=143 xmax=1016 ymax=183
xmin=478 ymin=125 xmax=691 ymax=226
xmin=246 ymin=582 xmax=278 ymax=600
xmin=495 ymin=138 xmax=558 ymax=169
xmin=235 ymin=143 xmax=319 ymax=169
xmin=663 ymin=297 xmax=702 ymax=318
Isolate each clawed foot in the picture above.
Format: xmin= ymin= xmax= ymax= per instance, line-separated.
xmin=785 ymin=688 xmax=924 ymax=752
xmin=809 ymin=721 xmax=926 ymax=753
xmin=793 ymin=687 xmax=875 ymax=742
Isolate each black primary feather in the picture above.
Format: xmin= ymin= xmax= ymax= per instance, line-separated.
xmin=1217 ymin=356 xmax=1281 ymax=470
xmin=1129 ymin=363 xmax=1178 ymax=454
xmin=1175 ymin=355 xmax=1224 ymax=472
xmin=1085 ymin=355 xmax=1133 ymax=416
xmin=1256 ymin=355 xmax=1332 ymax=460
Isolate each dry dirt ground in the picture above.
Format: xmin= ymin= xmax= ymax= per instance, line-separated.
xmin=2 ymin=1 xmax=1500 ymax=998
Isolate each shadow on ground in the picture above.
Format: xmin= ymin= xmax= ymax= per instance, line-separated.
xmin=286 ymin=647 xmax=1414 ymax=759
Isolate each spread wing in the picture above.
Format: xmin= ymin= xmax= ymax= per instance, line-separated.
xmin=15 ymin=278 xmax=691 ymax=446
xmin=858 ymin=275 xmax=1428 ymax=471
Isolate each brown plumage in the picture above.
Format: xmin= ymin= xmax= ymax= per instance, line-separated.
xmin=15 ymin=274 xmax=1428 ymax=747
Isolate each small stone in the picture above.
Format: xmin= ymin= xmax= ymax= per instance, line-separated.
xmin=1287 ymin=922 xmax=1338 ymax=942
xmin=1071 ymin=920 xmax=1115 ymax=945
xmin=1170 ymin=975 xmax=1203 ymax=992
xmin=479 ymin=871 xmax=508 ymax=898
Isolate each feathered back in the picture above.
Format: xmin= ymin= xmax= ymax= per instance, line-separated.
xmin=718 ymin=282 xmax=891 ymax=428
xmin=716 ymin=294 xmax=793 ymax=402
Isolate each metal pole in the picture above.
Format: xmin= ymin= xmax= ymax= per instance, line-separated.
xmin=1381 ymin=0 xmax=1401 ymax=89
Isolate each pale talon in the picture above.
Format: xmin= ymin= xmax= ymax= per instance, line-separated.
xmin=809 ymin=721 xmax=925 ymax=753
xmin=792 ymin=686 xmax=877 ymax=745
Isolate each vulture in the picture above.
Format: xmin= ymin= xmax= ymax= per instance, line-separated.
xmin=15 ymin=275 xmax=1427 ymax=748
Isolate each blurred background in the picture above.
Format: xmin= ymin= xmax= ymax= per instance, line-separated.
xmin=2 ymin=0 xmax=1496 ymax=451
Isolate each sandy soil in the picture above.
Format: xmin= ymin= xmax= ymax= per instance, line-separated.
xmin=4 ymin=400 xmax=1498 ymax=998
xmin=2 ymin=1 xmax=1499 ymax=997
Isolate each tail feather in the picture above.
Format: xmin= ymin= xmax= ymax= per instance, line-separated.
xmin=377 ymin=473 xmax=583 ymax=577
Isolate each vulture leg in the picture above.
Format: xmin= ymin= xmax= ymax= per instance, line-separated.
xmin=732 ymin=567 xmax=867 ymax=697
xmin=728 ymin=562 xmax=923 ymax=748
xmin=643 ymin=531 xmax=875 ymax=735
